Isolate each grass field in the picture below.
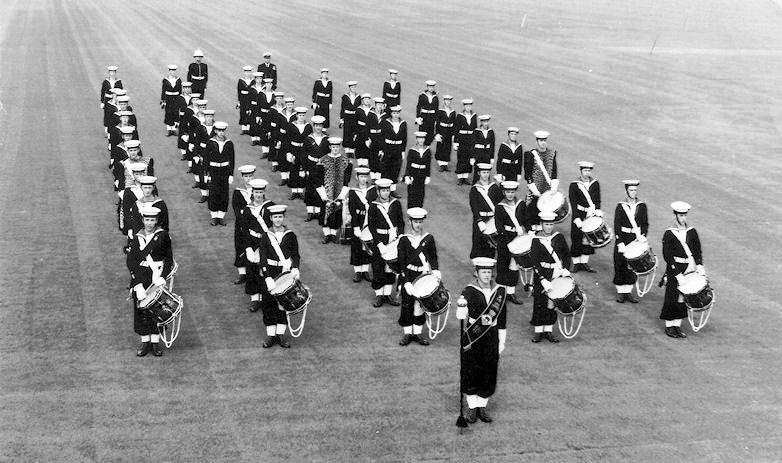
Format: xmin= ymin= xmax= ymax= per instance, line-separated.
xmin=1 ymin=0 xmax=781 ymax=461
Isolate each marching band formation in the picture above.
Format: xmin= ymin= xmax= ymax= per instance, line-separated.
xmin=100 ymin=50 xmax=716 ymax=424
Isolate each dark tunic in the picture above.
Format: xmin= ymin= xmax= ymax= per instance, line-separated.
xmin=126 ymin=228 xmax=174 ymax=336
xmin=311 ymin=79 xmax=333 ymax=127
xmin=496 ymin=142 xmax=523 ymax=182
xmin=366 ymin=110 xmax=386 ymax=174
xmin=530 ymin=232 xmax=571 ymax=326
xmin=177 ymin=103 xmax=195 ymax=151
xmin=258 ymin=229 xmax=300 ymax=326
xmin=100 ymin=78 xmax=123 ymax=106
xmin=398 ymin=233 xmax=438 ymax=326
xmin=471 ymin=128 xmax=496 ymax=183
xmin=660 ymin=228 xmax=702 ymax=320
xmin=257 ymin=62 xmax=278 ymax=89
xmin=288 ymin=121 xmax=312 ymax=190
xmin=103 ymin=102 xmax=118 ymax=130
xmin=187 ymin=61 xmax=208 ymax=96
xmin=495 ymin=199 xmax=529 ymax=286
xmin=454 ymin=112 xmax=477 ymax=174
xmin=238 ymin=201 xmax=274 ymax=296
xmin=380 ymin=119 xmax=408 ymax=182
xmin=232 ymin=187 xmax=252 ymax=268
xmin=524 ymin=147 xmax=558 ymax=227
xmin=205 ymin=138 xmax=235 ymax=212
xmin=415 ymin=92 xmax=439 ymax=145
xmin=460 ymin=284 xmax=506 ymax=398
xmin=237 ymin=78 xmax=254 ymax=125
xmin=612 ymin=201 xmax=648 ymax=286
xmin=569 ymin=179 xmax=601 ymax=257
xmin=434 ymin=108 xmax=456 ymax=163
xmin=403 ymin=146 xmax=431 ymax=208
xmin=192 ymin=122 xmax=214 ymax=189
xmin=348 ymin=186 xmax=375 ymax=266
xmin=340 ymin=93 xmax=361 ymax=149
xmin=367 ymin=199 xmax=405 ymax=289
xmin=382 ymin=80 xmax=401 ymax=116
xmin=303 ymin=133 xmax=330 ymax=207
xmin=160 ymin=77 xmax=182 ymax=126
xmin=469 ymin=183 xmax=496 ymax=259
xmin=354 ymin=106 xmax=373 ymax=161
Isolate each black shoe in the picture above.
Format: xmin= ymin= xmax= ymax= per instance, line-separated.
xmin=260 ymin=151 xmax=268 ymax=159
xmin=476 ymin=407 xmax=492 ymax=423
xmin=180 ymin=155 xmax=188 ymax=161
xmin=571 ymin=263 xmax=581 ymax=273
xmin=664 ymin=327 xmax=679 ymax=338
xmin=582 ymin=263 xmax=596 ymax=273
xmin=616 ymin=294 xmax=626 ymax=303
xmin=399 ymin=334 xmax=413 ymax=346
xmin=413 ymin=334 xmax=430 ymax=346
xmin=385 ymin=296 xmax=400 ymax=306
xmin=544 ymin=332 xmax=560 ymax=343
xmin=152 ymin=343 xmax=163 ymax=357
xmin=531 ymin=333 xmax=544 ymax=343
xmin=192 ymin=183 xmax=200 ymax=189
xmin=277 ymin=335 xmax=291 ymax=348
xmin=321 ymin=235 xmax=330 ymax=244
xmin=271 ymin=166 xmax=278 ymax=172
xmin=439 ymin=165 xmax=446 ymax=172
xmin=186 ymin=167 xmax=194 ymax=173
xmin=508 ymin=294 xmax=524 ymax=305
xmin=363 ymin=272 xmax=373 ymax=282
xmin=626 ymin=294 xmax=639 ymax=303
xmin=373 ymin=296 xmax=384 ymax=308
xmin=218 ymin=218 xmax=227 ymax=226
xmin=674 ymin=326 xmax=687 ymax=338
xmin=262 ymin=335 xmax=276 ymax=348
xmin=210 ymin=218 xmax=218 ymax=226
xmin=136 ymin=342 xmax=151 ymax=357
xmin=524 ymin=284 xmax=531 ymax=292
xmin=249 ymin=301 xmax=261 ymax=312
xmin=352 ymin=273 xmax=362 ymax=283
xmin=305 ymin=213 xmax=313 ymax=222
xmin=234 ymin=275 xmax=247 ymax=285
xmin=198 ymin=196 xmax=208 ymax=203
xmin=279 ymin=179 xmax=288 ymax=186
xmin=288 ymin=193 xmax=297 ymax=200
xmin=466 ymin=408 xmax=477 ymax=423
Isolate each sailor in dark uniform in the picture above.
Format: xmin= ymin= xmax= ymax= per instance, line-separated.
xmin=239 ymin=179 xmax=274 ymax=313
xmin=348 ymin=166 xmax=375 ymax=283
xmin=257 ymin=51 xmax=277 ymax=90
xmin=469 ymin=163 xmax=497 ymax=259
xmin=382 ymin=69 xmax=401 ymax=117
xmin=454 ymin=98 xmax=477 ymax=185
xmin=367 ymin=178 xmax=405 ymax=307
xmin=205 ymin=121 xmax=235 ymax=226
xmin=128 ymin=176 xmax=169 ymax=236
xmin=524 ymin=130 xmax=559 ymax=231
xmin=569 ymin=161 xmax=602 ymax=273
xmin=236 ymin=65 xmax=255 ymax=134
xmin=456 ymin=257 xmax=507 ymax=424
xmin=496 ymin=127 xmax=523 ymax=183
xmin=311 ymin=68 xmax=333 ymax=128
xmin=303 ymin=115 xmax=330 ymax=221
xmin=494 ymin=180 xmax=529 ymax=304
xmin=613 ymin=179 xmax=647 ymax=303
xmin=530 ymin=211 xmax=571 ymax=343
xmin=471 ymin=114 xmax=496 ymax=184
xmin=246 ymin=73 xmax=266 ymax=145
xmin=660 ymin=201 xmax=704 ymax=339
xmin=100 ymin=65 xmax=122 ymax=108
xmin=232 ymin=165 xmax=257 ymax=285
xmin=160 ymin=64 xmax=182 ymax=136
xmin=367 ymin=97 xmax=387 ymax=179
xmin=340 ymin=81 xmax=361 ymax=156
xmin=403 ymin=131 xmax=431 ymax=209
xmin=380 ymin=105 xmax=408 ymax=198
xmin=355 ymin=93 xmax=374 ymax=168
xmin=287 ymin=107 xmax=312 ymax=200
xmin=188 ymin=49 xmax=208 ymax=97
xmin=415 ymin=80 xmax=439 ymax=145
xmin=434 ymin=95 xmax=455 ymax=172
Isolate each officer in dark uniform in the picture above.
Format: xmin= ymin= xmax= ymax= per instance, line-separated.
xmin=257 ymin=51 xmax=277 ymax=90
xmin=188 ymin=49 xmax=208 ymax=97
xmin=415 ymin=80 xmax=439 ymax=145
xmin=311 ymin=68 xmax=333 ymax=128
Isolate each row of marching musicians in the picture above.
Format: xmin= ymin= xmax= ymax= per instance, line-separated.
xmin=100 ymin=67 xmax=183 ymax=357
xmin=468 ymin=156 xmax=715 ymax=341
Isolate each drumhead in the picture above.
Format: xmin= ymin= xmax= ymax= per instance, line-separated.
xmin=359 ymin=227 xmax=373 ymax=242
xmin=678 ymin=273 xmax=707 ymax=295
xmin=508 ymin=235 xmax=533 ymax=254
xmin=580 ymin=216 xmax=603 ymax=233
xmin=270 ymin=272 xmax=296 ymax=295
xmin=381 ymin=238 xmax=399 ymax=261
xmin=483 ymin=217 xmax=496 ymax=235
xmin=623 ymin=239 xmax=649 ymax=259
xmin=139 ymin=285 xmax=163 ymax=308
xmin=412 ymin=274 xmax=439 ymax=297
xmin=538 ymin=191 xmax=563 ymax=211
xmin=548 ymin=276 xmax=575 ymax=299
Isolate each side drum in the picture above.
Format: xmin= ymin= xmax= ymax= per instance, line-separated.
xmin=507 ymin=234 xmax=535 ymax=270
xmin=547 ymin=276 xmax=585 ymax=315
xmin=412 ymin=274 xmax=450 ymax=315
xmin=538 ymin=190 xmax=570 ymax=223
xmin=623 ymin=239 xmax=657 ymax=274
xmin=678 ymin=272 xmax=714 ymax=311
xmin=270 ymin=272 xmax=312 ymax=315
xmin=139 ymin=285 xmax=182 ymax=325
xmin=580 ymin=216 xmax=611 ymax=248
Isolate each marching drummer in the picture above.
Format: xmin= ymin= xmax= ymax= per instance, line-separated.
xmin=569 ymin=161 xmax=602 ymax=273
xmin=126 ymin=205 xmax=174 ymax=357
xmin=231 ymin=165 xmax=257 ymax=285
xmin=398 ymin=208 xmax=441 ymax=346
xmin=613 ymin=179 xmax=648 ymax=303
xmin=660 ymin=201 xmax=704 ymax=339
xmin=469 ymin=163 xmax=496 ymax=259
xmin=530 ymin=211 xmax=572 ymax=343
xmin=524 ymin=130 xmax=558 ymax=231
xmin=495 ymin=180 xmax=529 ymax=303
xmin=258 ymin=204 xmax=301 ymax=348
xmin=455 ymin=257 xmax=507 ymax=424
xmin=348 ymin=166 xmax=376 ymax=283
xmin=367 ymin=178 xmax=405 ymax=307
xmin=239 ymin=178 xmax=274 ymax=313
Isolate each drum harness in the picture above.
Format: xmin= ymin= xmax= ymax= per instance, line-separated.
xmin=575 ymin=181 xmax=596 ymax=219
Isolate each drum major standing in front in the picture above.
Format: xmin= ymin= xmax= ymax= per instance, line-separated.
xmin=569 ymin=161 xmax=601 ymax=273
xmin=314 ymin=137 xmax=353 ymax=244
xmin=612 ymin=179 xmax=647 ymax=303
xmin=660 ymin=201 xmax=704 ymax=339
xmin=530 ymin=211 xmax=572 ymax=343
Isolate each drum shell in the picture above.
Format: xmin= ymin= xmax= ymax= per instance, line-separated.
xmin=270 ymin=272 xmax=311 ymax=314
xmin=581 ymin=217 xmax=612 ymax=248
xmin=412 ymin=274 xmax=449 ymax=314
xmin=624 ymin=240 xmax=656 ymax=274
xmin=678 ymin=273 xmax=713 ymax=310
xmin=140 ymin=286 xmax=181 ymax=325
xmin=507 ymin=235 xmax=535 ymax=269
xmin=538 ymin=191 xmax=570 ymax=223
xmin=547 ymin=277 xmax=585 ymax=314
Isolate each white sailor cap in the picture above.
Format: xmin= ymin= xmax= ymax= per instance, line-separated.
xmin=137 ymin=175 xmax=157 ymax=185
xmin=249 ymin=178 xmax=268 ymax=190
xmin=388 ymin=69 xmax=398 ymax=74
xmin=116 ymin=110 xmax=133 ymax=117
xmin=107 ymin=65 xmax=118 ymax=71
xmin=263 ymin=78 xmax=275 ymax=83
xmin=328 ymin=137 xmax=343 ymax=145
xmin=373 ymin=97 xmax=385 ymax=103
xmin=355 ymin=166 xmax=371 ymax=176
xmin=461 ymin=98 xmax=473 ymax=105
xmin=671 ymin=201 xmax=691 ymax=213
xmin=472 ymin=257 xmax=496 ymax=269
xmin=476 ymin=162 xmax=492 ymax=171
xmin=274 ymin=91 xmax=285 ymax=97
xmin=202 ymin=109 xmax=215 ymax=115
xmin=119 ymin=125 xmax=136 ymax=134
xmin=238 ymin=165 xmax=257 ymax=174
xmin=284 ymin=97 xmax=296 ymax=103
xmin=263 ymin=51 xmax=272 ymax=58
xmin=375 ymin=178 xmax=393 ymax=189
xmin=268 ymin=204 xmax=288 ymax=215
xmin=361 ymin=93 xmax=372 ymax=99
xmin=113 ymin=88 xmax=127 ymax=96
xmin=182 ymin=81 xmax=192 ymax=87
xmin=243 ymin=65 xmax=253 ymax=72
xmin=414 ymin=131 xmax=427 ymax=138
xmin=139 ymin=206 xmax=161 ymax=218
xmin=501 ymin=180 xmax=519 ymax=190
xmin=507 ymin=126 xmax=520 ymax=133
xmin=167 ymin=64 xmax=178 ymax=70
xmin=494 ymin=173 xmax=505 ymax=183
xmin=116 ymin=95 xmax=130 ymax=103
xmin=346 ymin=80 xmax=358 ymax=87
xmin=539 ymin=210 xmax=557 ymax=222
xmin=443 ymin=94 xmax=453 ymax=100
xmin=311 ymin=115 xmax=326 ymax=124
xmin=534 ymin=130 xmax=550 ymax=139
xmin=425 ymin=80 xmax=437 ymax=86
xmin=578 ymin=161 xmax=595 ymax=169
xmin=193 ymin=49 xmax=204 ymax=57
xmin=190 ymin=93 xmax=201 ymax=99
xmin=129 ymin=161 xmax=147 ymax=171
xmin=622 ymin=179 xmax=640 ymax=187
xmin=253 ymin=71 xmax=264 ymax=77
xmin=125 ymin=140 xmax=141 ymax=149
xmin=295 ymin=106 xmax=308 ymax=113
xmin=407 ymin=207 xmax=427 ymax=220
xmin=478 ymin=114 xmax=491 ymax=121
xmin=320 ymin=68 xmax=329 ymax=73
xmin=196 ymin=99 xmax=208 ymax=106
xmin=390 ymin=105 xmax=402 ymax=112
xmin=214 ymin=121 xmax=228 ymax=130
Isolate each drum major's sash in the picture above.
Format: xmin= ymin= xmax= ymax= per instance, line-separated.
xmin=461 ymin=286 xmax=506 ymax=351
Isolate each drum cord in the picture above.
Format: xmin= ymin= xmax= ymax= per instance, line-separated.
xmin=287 ymin=290 xmax=313 ymax=338
xmin=687 ymin=291 xmax=714 ymax=333
xmin=635 ymin=256 xmax=658 ymax=298
xmin=557 ymin=294 xmax=587 ymax=339
xmin=426 ymin=302 xmax=451 ymax=340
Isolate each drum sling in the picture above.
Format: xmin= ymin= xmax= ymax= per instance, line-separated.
xmin=620 ymin=203 xmax=641 ymax=240
xmin=267 ymin=230 xmax=293 ymax=272
xmin=462 ymin=286 xmax=506 ymax=351
xmin=576 ymin=181 xmax=596 ymax=213
xmin=531 ymin=150 xmax=552 ymax=188
xmin=374 ymin=200 xmax=398 ymax=242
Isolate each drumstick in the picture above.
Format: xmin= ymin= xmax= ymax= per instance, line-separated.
xmin=456 ymin=317 xmax=468 ymax=429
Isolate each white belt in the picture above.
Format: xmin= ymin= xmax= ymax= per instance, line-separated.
xmin=411 ymin=163 xmax=425 ymax=169
xmin=165 ymin=91 xmax=179 ymax=95
xmin=344 ymin=110 xmax=356 ymax=115
xmin=474 ymin=144 xmax=486 ymax=149
xmin=674 ymin=257 xmax=689 ymax=264
xmin=370 ymin=129 xmax=381 ymax=134
xmin=249 ymin=230 xmax=262 ymax=238
xmin=459 ymin=130 xmax=472 ymax=134
xmin=620 ymin=227 xmax=634 ymax=233
xmin=291 ymin=142 xmax=304 ymax=147
xmin=376 ymin=228 xmax=396 ymax=235
xmin=316 ymin=92 xmax=329 ymax=97
xmin=386 ymin=93 xmax=398 ymax=98
xmin=240 ymin=91 xmax=249 ymax=95
xmin=439 ymin=123 xmax=453 ymax=127
xmin=357 ymin=121 xmax=366 ymax=126
xmin=577 ymin=205 xmax=590 ymax=211
xmin=210 ymin=161 xmax=230 ymax=167
xmin=308 ymin=155 xmax=320 ymax=162
xmin=540 ymin=262 xmax=556 ymax=269
xmin=250 ymin=101 xmax=258 ymax=105
xmin=406 ymin=264 xmax=426 ymax=272
xmin=270 ymin=122 xmax=277 ymax=127
xmin=479 ymin=211 xmax=493 ymax=217
xmin=501 ymin=159 xmax=514 ymax=164
xmin=420 ymin=109 xmax=435 ymax=114
xmin=385 ymin=139 xmax=402 ymax=145
xmin=191 ymin=76 xmax=205 ymax=80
